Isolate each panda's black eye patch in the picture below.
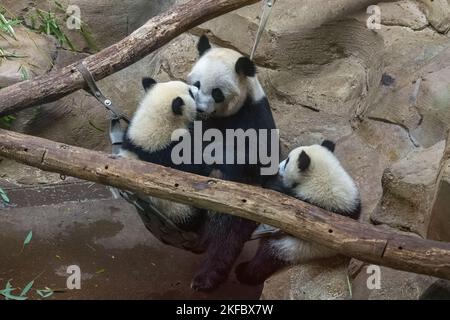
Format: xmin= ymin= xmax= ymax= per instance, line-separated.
xmin=212 ymin=88 xmax=225 ymax=103
xmin=284 ymin=157 xmax=290 ymax=169
xmin=172 ymin=97 xmax=184 ymax=115
xmin=193 ymin=81 xmax=201 ymax=89
xmin=298 ymin=151 xmax=311 ymax=171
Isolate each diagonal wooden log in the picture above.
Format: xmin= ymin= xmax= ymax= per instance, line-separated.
xmin=0 ymin=0 xmax=259 ymax=117
xmin=0 ymin=128 xmax=450 ymax=280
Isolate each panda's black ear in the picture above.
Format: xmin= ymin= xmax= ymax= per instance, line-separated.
xmin=297 ymin=151 xmax=311 ymax=171
xmin=197 ymin=35 xmax=211 ymax=57
xmin=142 ymin=77 xmax=157 ymax=91
xmin=235 ymin=57 xmax=256 ymax=77
xmin=321 ymin=140 xmax=335 ymax=153
xmin=172 ymin=97 xmax=185 ymax=115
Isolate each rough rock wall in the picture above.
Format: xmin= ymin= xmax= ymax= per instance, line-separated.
xmin=0 ymin=0 xmax=449 ymax=299
xmin=185 ymin=0 xmax=450 ymax=299
xmin=2 ymin=0 xmax=174 ymax=50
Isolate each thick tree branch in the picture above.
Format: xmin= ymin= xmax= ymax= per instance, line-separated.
xmin=0 ymin=0 xmax=259 ymax=117
xmin=0 ymin=128 xmax=449 ymax=280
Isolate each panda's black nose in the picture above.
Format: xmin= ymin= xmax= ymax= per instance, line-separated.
xmin=196 ymin=108 xmax=204 ymax=113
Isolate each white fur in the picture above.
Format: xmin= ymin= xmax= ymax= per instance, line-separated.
xmin=269 ymin=236 xmax=335 ymax=263
xmin=126 ymin=81 xmax=198 ymax=152
xmin=272 ymin=144 xmax=360 ymax=262
xmin=280 ymin=145 xmax=360 ymax=214
xmin=118 ymin=149 xmax=139 ymax=159
xmin=121 ymin=81 xmax=199 ymax=223
xmin=187 ymin=48 xmax=265 ymax=117
xmin=148 ymin=196 xmax=196 ymax=223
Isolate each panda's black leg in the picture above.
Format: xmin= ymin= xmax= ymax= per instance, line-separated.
xmin=235 ymin=238 xmax=287 ymax=285
xmin=190 ymin=214 xmax=257 ymax=292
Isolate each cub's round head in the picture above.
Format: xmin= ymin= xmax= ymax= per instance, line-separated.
xmin=127 ymin=78 xmax=199 ymax=152
xmin=187 ymin=35 xmax=264 ymax=117
xmin=278 ymin=140 xmax=360 ymax=217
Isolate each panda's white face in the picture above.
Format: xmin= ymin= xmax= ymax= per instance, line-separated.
xmin=279 ymin=142 xmax=360 ymax=213
xmin=127 ymin=81 xmax=199 ymax=152
xmin=188 ymin=48 xmax=247 ymax=117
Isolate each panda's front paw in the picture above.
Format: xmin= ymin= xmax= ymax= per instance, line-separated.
xmin=235 ymin=262 xmax=263 ymax=286
xmin=191 ymin=269 xmax=227 ymax=292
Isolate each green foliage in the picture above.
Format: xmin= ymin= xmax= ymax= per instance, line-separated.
xmin=0 ymin=10 xmax=21 ymax=40
xmin=0 ymin=279 xmax=54 ymax=300
xmin=1 ymin=1 xmax=98 ymax=55
xmin=0 ymin=187 xmax=10 ymax=203
xmin=0 ymin=115 xmax=16 ymax=128
xmin=31 ymin=8 xmax=75 ymax=51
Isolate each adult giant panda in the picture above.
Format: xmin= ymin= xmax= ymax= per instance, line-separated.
xmin=120 ymin=78 xmax=206 ymax=250
xmin=235 ymin=140 xmax=361 ymax=285
xmin=186 ymin=35 xmax=280 ymax=291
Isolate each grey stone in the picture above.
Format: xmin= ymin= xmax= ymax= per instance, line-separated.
xmin=378 ymin=0 xmax=428 ymax=30
xmin=351 ymin=264 xmax=436 ymax=299
xmin=428 ymin=146 xmax=450 ymax=242
xmin=419 ymin=0 xmax=450 ymax=34
xmin=371 ymin=140 xmax=446 ymax=236
xmin=0 ymin=26 xmax=57 ymax=87
xmin=261 ymin=256 xmax=351 ymax=300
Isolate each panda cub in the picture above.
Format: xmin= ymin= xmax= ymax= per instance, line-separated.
xmin=236 ymin=140 xmax=361 ymax=285
xmin=120 ymin=78 xmax=205 ymax=245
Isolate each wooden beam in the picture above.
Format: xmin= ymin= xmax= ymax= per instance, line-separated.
xmin=0 ymin=0 xmax=259 ymax=117
xmin=0 ymin=128 xmax=449 ymax=280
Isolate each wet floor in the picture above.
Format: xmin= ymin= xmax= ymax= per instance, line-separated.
xmin=0 ymin=180 xmax=262 ymax=300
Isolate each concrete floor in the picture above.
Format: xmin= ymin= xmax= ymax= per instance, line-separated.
xmin=0 ymin=181 xmax=262 ymax=300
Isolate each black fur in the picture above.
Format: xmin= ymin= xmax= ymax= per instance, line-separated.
xmin=197 ymin=35 xmax=212 ymax=56
xmin=321 ymin=140 xmax=336 ymax=152
xmin=235 ymin=237 xmax=287 ymax=285
xmin=235 ymin=57 xmax=256 ymax=77
xmin=202 ymin=96 xmax=278 ymax=185
xmin=297 ymin=150 xmax=310 ymax=171
xmin=192 ymin=212 xmax=258 ymax=291
xmin=190 ymin=96 xmax=279 ymax=291
xmin=211 ymin=88 xmax=225 ymax=103
xmin=121 ymin=125 xmax=205 ymax=176
xmin=171 ymin=97 xmax=184 ymax=115
xmin=142 ymin=77 xmax=157 ymax=91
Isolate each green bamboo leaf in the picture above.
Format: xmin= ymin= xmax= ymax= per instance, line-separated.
xmin=80 ymin=25 xmax=99 ymax=52
xmin=0 ymin=188 xmax=10 ymax=203
xmin=0 ymin=280 xmax=27 ymax=300
xmin=88 ymin=120 xmax=105 ymax=133
xmin=5 ymin=280 xmax=13 ymax=291
xmin=0 ymin=12 xmax=17 ymax=40
xmin=23 ymin=231 xmax=33 ymax=246
xmin=54 ymin=1 xmax=64 ymax=10
xmin=18 ymin=65 xmax=29 ymax=80
xmin=36 ymin=287 xmax=53 ymax=298
xmin=3 ymin=280 xmax=14 ymax=300
xmin=0 ymin=290 xmax=27 ymax=300
xmin=20 ymin=280 xmax=34 ymax=297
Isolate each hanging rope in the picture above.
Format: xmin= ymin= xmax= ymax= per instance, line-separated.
xmin=250 ymin=0 xmax=276 ymax=60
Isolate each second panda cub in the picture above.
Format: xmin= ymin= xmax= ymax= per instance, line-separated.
xmin=236 ymin=140 xmax=361 ymax=285
xmin=120 ymin=78 xmax=205 ymax=248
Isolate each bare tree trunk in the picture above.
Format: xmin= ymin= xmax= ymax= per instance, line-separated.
xmin=1 ymin=128 xmax=449 ymax=280
xmin=0 ymin=0 xmax=259 ymax=117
